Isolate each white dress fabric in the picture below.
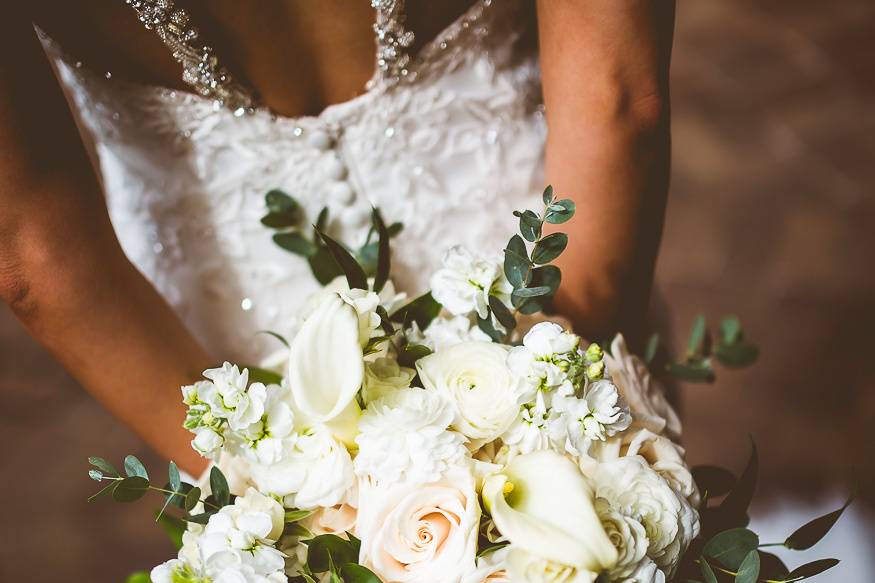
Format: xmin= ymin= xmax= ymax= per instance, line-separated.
xmin=40 ymin=0 xmax=545 ymax=363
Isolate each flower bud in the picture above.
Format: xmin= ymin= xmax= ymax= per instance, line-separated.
xmin=586 ymin=361 xmax=605 ymax=380
xmin=585 ymin=343 xmax=603 ymax=363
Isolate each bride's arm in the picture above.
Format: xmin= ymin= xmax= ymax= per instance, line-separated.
xmin=537 ymin=1 xmax=676 ymax=347
xmin=0 ymin=16 xmax=209 ymax=474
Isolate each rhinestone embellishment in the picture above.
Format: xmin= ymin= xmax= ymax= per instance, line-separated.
xmin=123 ymin=0 xmax=256 ymax=115
xmin=368 ymin=0 xmax=416 ymax=88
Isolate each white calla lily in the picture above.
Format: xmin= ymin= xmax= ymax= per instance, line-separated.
xmin=482 ymin=450 xmax=617 ymax=573
xmin=288 ymin=294 xmax=364 ymax=433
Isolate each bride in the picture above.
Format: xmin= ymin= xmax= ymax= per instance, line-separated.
xmin=0 ymin=1 xmax=674 ymax=474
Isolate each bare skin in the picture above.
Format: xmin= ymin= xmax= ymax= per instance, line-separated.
xmin=0 ymin=1 xmax=674 ymax=474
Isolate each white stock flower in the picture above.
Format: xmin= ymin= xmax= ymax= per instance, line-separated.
xmin=355 ymin=388 xmax=467 ymax=485
xmin=507 ymin=323 xmax=583 ymax=399
xmin=551 ymin=381 xmax=632 ymax=457
xmin=362 ymin=357 xmax=416 ymax=404
xmin=481 ymin=450 xmax=617 ymax=574
xmin=501 ymin=392 xmax=554 ymax=456
xmin=430 ymin=246 xmax=511 ymax=318
xmin=192 ymin=427 xmax=225 ymax=459
xmin=236 ymin=383 xmax=296 ymax=466
xmin=605 ymin=334 xmax=682 ymax=439
xmin=250 ymin=425 xmax=354 ymax=510
xmin=413 ymin=315 xmax=491 ymax=351
xmin=357 ymin=466 xmax=480 ymax=583
xmin=591 ymin=457 xmax=699 ymax=578
xmin=523 ymin=322 xmax=580 ymax=356
xmin=200 ymin=363 xmax=265 ymax=431
xmin=417 ymin=341 xmax=521 ymax=443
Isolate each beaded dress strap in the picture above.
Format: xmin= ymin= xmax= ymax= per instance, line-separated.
xmin=122 ymin=0 xmax=256 ymax=116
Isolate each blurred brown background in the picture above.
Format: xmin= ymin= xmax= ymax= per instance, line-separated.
xmin=1 ymin=0 xmax=873 ymax=580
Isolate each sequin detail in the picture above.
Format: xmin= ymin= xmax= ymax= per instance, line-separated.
xmin=368 ymin=0 xmax=416 ymax=88
xmin=123 ymin=0 xmax=256 ymax=115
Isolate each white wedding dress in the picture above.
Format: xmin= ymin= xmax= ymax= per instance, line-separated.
xmin=38 ymin=0 xmax=545 ymax=363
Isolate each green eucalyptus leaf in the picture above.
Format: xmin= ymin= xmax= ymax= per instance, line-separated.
xmin=372 ymin=209 xmax=391 ymax=294
xmin=784 ymin=558 xmax=840 ymax=580
xmin=307 ymin=534 xmax=358 ymax=573
xmin=112 ymin=476 xmax=150 ymax=503
xmin=512 ymin=286 xmax=551 ymax=300
xmin=759 ymin=552 xmax=789 ymax=580
xmin=477 ymin=312 xmax=504 ymax=343
xmin=124 ymin=455 xmax=149 ymax=480
xmin=688 ymin=315 xmax=707 ymax=356
xmin=669 ymin=360 xmax=716 ymax=383
xmin=735 ymin=550 xmax=760 ymax=583
xmin=88 ymin=469 xmax=103 ymax=481
xmin=702 ymin=528 xmax=759 ymax=570
xmin=182 ymin=511 xmax=212 ymax=525
xmin=387 ymin=222 xmax=404 ymax=237
xmin=164 ymin=481 xmax=193 ymax=509
xmin=242 ymin=365 xmax=283 ymax=386
xmin=515 ymin=210 xmax=542 ymax=242
xmin=184 ymin=486 xmax=202 ymax=512
xmin=784 ymin=495 xmax=854 ymax=551
xmin=504 ymin=235 xmax=532 ymax=288
xmin=273 ymin=232 xmax=318 ymax=257
xmin=210 ymin=466 xmax=231 ymax=507
xmin=315 ymin=207 xmax=330 ymax=232
xmin=699 ymin=557 xmax=719 ymax=583
xmin=357 ymin=241 xmax=379 ymax=277
xmin=489 ymin=295 xmax=516 ymax=331
xmin=715 ymin=343 xmax=759 ymax=368
xmin=544 ymin=199 xmax=576 ymax=224
xmin=89 ymin=456 xmax=120 ymax=477
xmin=397 ymin=343 xmax=433 ymax=368
xmin=531 ymin=264 xmax=561 ymax=295
xmin=720 ymin=315 xmax=743 ymax=345
xmin=340 ymin=564 xmax=382 ymax=583
xmin=168 ymin=461 xmax=181 ymax=491
xmin=516 ymin=296 xmax=545 ymax=314
xmin=542 ymin=185 xmax=554 ymax=205
xmin=692 ymin=465 xmax=736 ymax=498
xmin=720 ymin=440 xmax=759 ymax=521
xmin=318 ymin=231 xmax=369 ymax=290
xmin=265 ymin=189 xmax=298 ymax=214
xmin=261 ymin=211 xmax=300 ymax=229
xmin=285 ymin=509 xmax=315 ymax=523
xmin=309 ymin=245 xmax=344 ymax=285
xmin=88 ymin=480 xmax=117 ymax=503
xmin=531 ymin=232 xmax=568 ymax=264
xmin=390 ymin=292 xmax=442 ymax=330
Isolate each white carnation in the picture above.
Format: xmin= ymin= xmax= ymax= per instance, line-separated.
xmin=355 ymin=388 xmax=467 ymax=484
xmin=430 ymin=246 xmax=511 ymax=318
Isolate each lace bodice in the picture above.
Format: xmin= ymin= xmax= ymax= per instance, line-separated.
xmin=40 ymin=0 xmax=546 ymax=363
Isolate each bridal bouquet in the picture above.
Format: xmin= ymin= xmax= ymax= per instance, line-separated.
xmin=88 ymin=188 xmax=847 ymax=583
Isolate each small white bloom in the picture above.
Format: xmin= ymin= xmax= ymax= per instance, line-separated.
xmin=501 ymin=392 xmax=555 ymax=456
xmin=192 ymin=427 xmax=225 ymax=459
xmin=355 ymin=388 xmax=467 ymax=485
xmin=524 ymin=322 xmax=580 ymax=357
xmin=339 ymin=288 xmax=384 ymax=345
xmin=362 ymin=357 xmax=416 ymax=404
xmin=234 ymin=384 xmax=296 ymax=466
xmin=417 ymin=341 xmax=522 ymax=443
xmin=552 ymin=381 xmax=632 ymax=456
xmin=412 ymin=315 xmax=491 ymax=351
xmin=430 ymin=246 xmax=511 ymax=319
xmin=507 ymin=323 xmax=584 ymax=400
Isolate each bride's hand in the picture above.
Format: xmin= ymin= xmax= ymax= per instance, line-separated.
xmin=537 ymin=0 xmax=676 ymax=348
xmin=0 ymin=8 xmax=208 ymax=475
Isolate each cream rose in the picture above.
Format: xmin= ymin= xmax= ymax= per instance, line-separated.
xmin=356 ymin=467 xmax=480 ymax=582
xmin=417 ymin=341 xmax=520 ymax=443
xmin=305 ymin=503 xmax=358 ymax=537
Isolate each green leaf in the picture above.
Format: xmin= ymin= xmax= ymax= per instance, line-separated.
xmin=531 ymin=232 xmax=568 ymax=264
xmin=372 ymin=209 xmax=391 ymax=294
xmin=273 ymin=232 xmax=318 ymax=257
xmin=285 ymin=509 xmax=315 ymax=523
xmin=112 ymin=476 xmax=150 ymax=503
xmin=512 ymin=286 xmax=552 ymax=300
xmin=318 ymin=230 xmax=369 ymax=290
xmin=156 ymin=511 xmax=186 ymax=550
xmin=397 ymin=343 xmax=433 ymax=368
xmin=669 ymin=360 xmax=716 ymax=383
xmin=315 ymin=207 xmax=330 ymax=232
xmin=784 ymin=558 xmax=840 ymax=581
xmin=284 ymin=522 xmax=314 ymax=539
xmin=715 ymin=343 xmax=759 ymax=368
xmin=515 ymin=210 xmax=542 ymax=242
xmin=391 ymin=292 xmax=442 ymax=330
xmin=688 ymin=314 xmax=707 ymax=356
xmin=477 ymin=312 xmax=504 ymax=343
xmin=168 ymin=461 xmax=181 ymax=491
xmin=387 ymin=221 xmax=403 ymax=237
xmin=645 ymin=333 xmax=660 ymax=364
xmin=88 ymin=469 xmax=103 ymax=481
xmin=700 ymin=557 xmax=719 ymax=583
xmin=375 ymin=305 xmax=395 ymax=337
xmin=125 ymin=572 xmax=151 ymax=583
xmin=693 ymin=465 xmax=736 ymax=498
xmin=544 ymin=199 xmax=576 ymax=224
xmin=784 ymin=495 xmax=854 ymax=550
xmin=489 ymin=295 xmax=516 ymax=331
xmin=164 ymin=481 xmax=193 ymax=509
xmin=256 ymin=330 xmax=290 ymax=349
xmin=542 ymin=185 xmax=555 ymax=205
xmin=504 ymin=235 xmax=532 ymax=288
xmin=210 ymin=466 xmax=230 ymax=507
xmin=124 ymin=455 xmax=149 ymax=479
xmin=184 ymin=486 xmax=202 ymax=512
xmin=735 ymin=550 xmax=760 ymax=583
xmin=260 ymin=212 xmax=298 ymax=229
xmin=720 ymin=315 xmax=743 ymax=345
xmin=88 ymin=456 xmax=120 ymax=477
xmin=720 ymin=440 xmax=759 ymax=521
xmin=309 ymin=245 xmax=344 ymax=285
xmin=266 ymin=189 xmax=298 ymax=214
xmin=182 ymin=511 xmax=212 ymax=524
xmin=357 ymin=241 xmax=379 ymax=277
xmin=242 ymin=365 xmax=283 ymax=386
xmin=531 ymin=264 xmax=561 ymax=295
xmin=340 ymin=563 xmax=382 ymax=583
xmin=703 ymin=528 xmax=760 ymax=570
xmin=759 ymin=552 xmax=789 ymax=580
xmin=307 ymin=534 xmax=359 ymax=573
xmin=88 ymin=480 xmax=117 ymax=503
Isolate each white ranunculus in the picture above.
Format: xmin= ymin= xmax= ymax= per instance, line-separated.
xmin=250 ymin=425 xmax=354 ymax=510
xmin=591 ymin=457 xmax=699 ymax=578
xmin=355 ymin=388 xmax=467 ymax=485
xmin=287 ymin=293 xmax=363 ymax=442
xmin=596 ymin=498 xmax=650 ymax=581
xmin=623 ymin=429 xmax=700 ymax=507
xmin=417 ymin=341 xmax=521 ymax=443
xmin=506 ymin=548 xmax=600 ymax=583
xmin=430 ymin=246 xmax=512 ymax=318
xmin=604 ymin=334 xmax=682 ymax=439
xmin=481 ymin=450 xmax=617 ymax=573
xmin=357 ymin=466 xmax=480 ymax=583
xmin=361 ymin=357 xmax=416 ymax=404
xmin=462 ymin=546 xmax=510 ymax=583
xmin=413 ymin=315 xmax=491 ymax=351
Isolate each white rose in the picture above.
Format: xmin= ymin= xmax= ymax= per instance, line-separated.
xmin=362 ymin=357 xmax=416 ymax=404
xmin=481 ymin=450 xmax=617 ymax=573
xmin=305 ymin=502 xmax=358 ymax=537
xmin=604 ymin=334 xmax=682 ymax=439
xmin=417 ymin=341 xmax=521 ymax=443
xmin=356 ymin=466 xmax=480 ymax=582
xmin=414 ymin=315 xmax=491 ymax=351
xmin=430 ymin=246 xmax=512 ymax=318
xmin=506 ymin=548 xmax=599 ymax=583
xmin=251 ymin=425 xmax=355 ymax=510
xmin=591 ymin=457 xmax=699 ymax=578
xmin=355 ymin=388 xmax=468 ymax=485
xmin=287 ymin=293 xmax=363 ymax=444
